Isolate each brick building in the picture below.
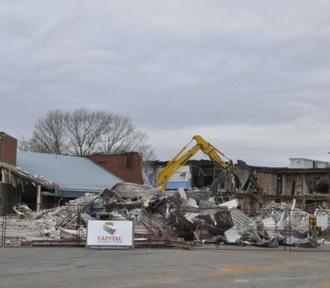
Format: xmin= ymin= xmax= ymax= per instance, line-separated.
xmin=87 ymin=152 xmax=143 ymax=184
xmin=0 ymin=132 xmax=143 ymax=214
xmin=250 ymin=166 xmax=330 ymax=211
xmin=0 ymin=132 xmax=17 ymax=166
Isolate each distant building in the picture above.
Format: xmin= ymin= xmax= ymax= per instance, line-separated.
xmin=1 ymin=150 xmax=124 ymax=214
xmin=0 ymin=132 xmax=143 ymax=214
xmin=2 ymin=130 xmax=330 ymax=215
xmin=289 ymin=158 xmax=330 ymax=169
xmin=144 ymin=159 xmax=330 ymax=213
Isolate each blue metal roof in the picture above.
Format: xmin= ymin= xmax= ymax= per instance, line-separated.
xmin=166 ymin=181 xmax=191 ymax=190
xmin=17 ymin=151 xmax=122 ymax=197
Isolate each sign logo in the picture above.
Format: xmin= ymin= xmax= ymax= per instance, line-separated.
xmin=103 ymin=221 xmax=117 ymax=235
xmin=87 ymin=220 xmax=133 ymax=249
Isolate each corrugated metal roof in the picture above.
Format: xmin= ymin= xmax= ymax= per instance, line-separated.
xmin=224 ymin=226 xmax=241 ymax=244
xmin=17 ymin=151 xmax=122 ymax=197
xmin=230 ymin=209 xmax=253 ymax=228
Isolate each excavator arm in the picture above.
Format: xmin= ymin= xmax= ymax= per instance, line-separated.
xmin=157 ymin=135 xmax=233 ymax=191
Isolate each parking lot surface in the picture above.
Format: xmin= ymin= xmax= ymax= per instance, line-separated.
xmin=1 ymin=247 xmax=330 ymax=288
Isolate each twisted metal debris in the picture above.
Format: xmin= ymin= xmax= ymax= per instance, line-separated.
xmin=2 ymin=183 xmax=330 ymax=248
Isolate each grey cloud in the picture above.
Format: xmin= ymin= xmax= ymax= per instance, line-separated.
xmin=1 ymin=0 xmax=330 ymax=165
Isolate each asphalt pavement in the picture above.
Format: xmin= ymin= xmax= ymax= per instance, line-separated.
xmin=0 ymin=247 xmax=330 ymax=288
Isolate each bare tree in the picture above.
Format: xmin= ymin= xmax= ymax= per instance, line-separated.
xmin=99 ymin=114 xmax=155 ymax=159
xmin=20 ymin=110 xmax=67 ymax=154
xmin=131 ymin=142 xmax=155 ymax=160
xmin=65 ymin=109 xmax=111 ymax=155
xmin=20 ymin=108 xmax=155 ymax=160
xmin=101 ymin=115 xmax=135 ymax=152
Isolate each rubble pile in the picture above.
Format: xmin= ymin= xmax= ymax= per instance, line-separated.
xmin=1 ymin=193 xmax=98 ymax=243
xmin=2 ymin=183 xmax=330 ymax=248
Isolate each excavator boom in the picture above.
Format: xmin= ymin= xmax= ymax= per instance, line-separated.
xmin=157 ymin=135 xmax=233 ymax=191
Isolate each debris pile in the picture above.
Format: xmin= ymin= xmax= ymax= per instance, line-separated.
xmin=2 ymin=183 xmax=330 ymax=248
xmin=1 ymin=193 xmax=98 ymax=243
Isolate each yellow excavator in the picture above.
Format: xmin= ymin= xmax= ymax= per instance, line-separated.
xmin=157 ymin=135 xmax=233 ymax=192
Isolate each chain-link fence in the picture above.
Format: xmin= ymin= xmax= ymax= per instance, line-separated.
xmin=140 ymin=206 xmax=330 ymax=251
xmin=0 ymin=203 xmax=84 ymax=248
xmin=1 ymin=203 xmax=330 ymax=251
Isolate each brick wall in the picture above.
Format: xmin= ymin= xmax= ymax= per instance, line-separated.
xmin=283 ymin=174 xmax=303 ymax=196
xmin=87 ymin=152 xmax=143 ymax=184
xmin=253 ymin=168 xmax=330 ymax=197
xmin=0 ymin=132 xmax=17 ymax=166
xmin=254 ymin=171 xmax=277 ymax=195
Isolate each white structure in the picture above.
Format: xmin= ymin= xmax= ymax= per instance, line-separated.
xmin=155 ymin=165 xmax=191 ymax=190
xmin=289 ymin=158 xmax=330 ymax=169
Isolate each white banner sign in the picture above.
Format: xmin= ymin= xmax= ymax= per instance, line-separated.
xmin=87 ymin=220 xmax=134 ymax=249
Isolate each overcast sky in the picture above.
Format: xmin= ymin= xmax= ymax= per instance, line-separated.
xmin=1 ymin=1 xmax=330 ymax=166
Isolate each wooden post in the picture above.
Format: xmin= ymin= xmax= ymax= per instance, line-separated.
xmin=36 ymin=185 xmax=41 ymax=212
xmin=282 ymin=175 xmax=286 ymax=195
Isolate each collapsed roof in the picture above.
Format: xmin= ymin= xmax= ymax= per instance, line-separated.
xmin=17 ymin=151 xmax=123 ymax=197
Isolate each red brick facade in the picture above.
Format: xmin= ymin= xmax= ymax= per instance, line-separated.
xmin=87 ymin=152 xmax=143 ymax=184
xmin=0 ymin=132 xmax=17 ymax=166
